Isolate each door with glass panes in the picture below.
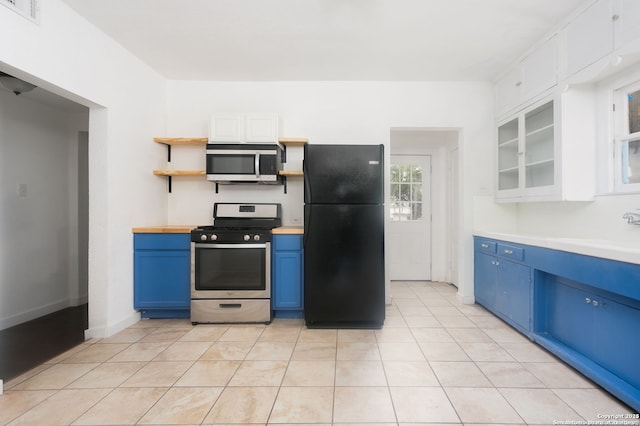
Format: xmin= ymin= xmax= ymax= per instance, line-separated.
xmin=389 ymin=155 xmax=431 ymax=280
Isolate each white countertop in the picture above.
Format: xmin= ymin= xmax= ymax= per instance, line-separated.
xmin=474 ymin=231 xmax=640 ymax=265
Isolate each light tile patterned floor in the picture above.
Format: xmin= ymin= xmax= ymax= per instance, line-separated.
xmin=1 ymin=281 xmax=636 ymax=425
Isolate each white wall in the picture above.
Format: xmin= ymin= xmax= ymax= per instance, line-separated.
xmin=0 ymin=90 xmax=87 ymax=329
xmin=165 ymin=81 xmax=495 ymax=303
xmin=1 ymin=0 xmax=168 ymax=338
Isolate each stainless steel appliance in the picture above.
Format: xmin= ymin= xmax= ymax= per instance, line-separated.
xmin=191 ymin=203 xmax=282 ymax=324
xmin=304 ymin=144 xmax=385 ymax=329
xmin=206 ymin=143 xmax=283 ymax=183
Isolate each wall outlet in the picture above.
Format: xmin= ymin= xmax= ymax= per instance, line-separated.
xmin=17 ymin=183 xmax=27 ymax=198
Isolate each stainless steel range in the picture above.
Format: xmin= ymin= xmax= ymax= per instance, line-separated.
xmin=190 ymin=203 xmax=281 ymax=325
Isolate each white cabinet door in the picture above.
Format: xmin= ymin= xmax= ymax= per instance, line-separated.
xmin=209 ymin=114 xmax=245 ymax=142
xmin=495 ymin=36 xmax=557 ymax=118
xmin=565 ymin=0 xmax=614 ymax=76
xmin=495 ymin=67 xmax=522 ymax=118
xmin=496 ymin=98 xmax=557 ymax=202
xmin=521 ymin=37 xmax=557 ymax=101
xmin=209 ymin=113 xmax=279 ymax=143
xmin=245 ymin=114 xmax=279 ymax=143
xmin=614 ymin=0 xmax=640 ymax=49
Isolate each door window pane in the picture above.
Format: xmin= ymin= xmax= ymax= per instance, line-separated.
xmin=390 ymin=164 xmax=423 ymax=221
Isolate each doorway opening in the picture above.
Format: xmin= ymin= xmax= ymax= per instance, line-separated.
xmin=389 ymin=128 xmax=460 ymax=286
xmin=0 ymin=84 xmax=89 ymax=382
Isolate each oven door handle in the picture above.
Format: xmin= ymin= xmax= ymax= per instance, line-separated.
xmin=194 ymin=243 xmax=267 ymax=249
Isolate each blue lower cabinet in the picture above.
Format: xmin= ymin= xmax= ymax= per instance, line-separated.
xmin=134 ymin=233 xmax=190 ymax=318
xmin=474 ymin=236 xmax=640 ymax=411
xmin=496 ymin=259 xmax=531 ymax=332
xmin=474 ymin=239 xmax=531 ymax=334
xmin=272 ymin=234 xmax=304 ymax=318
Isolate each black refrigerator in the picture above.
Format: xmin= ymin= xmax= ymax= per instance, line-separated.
xmin=303 ymin=144 xmax=385 ymax=329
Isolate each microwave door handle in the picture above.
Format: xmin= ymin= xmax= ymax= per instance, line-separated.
xmin=255 ymin=152 xmax=260 ymax=179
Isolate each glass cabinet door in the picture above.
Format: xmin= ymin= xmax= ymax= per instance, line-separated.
xmin=498 ymin=118 xmax=520 ymax=190
xmin=524 ymin=101 xmax=554 ymax=188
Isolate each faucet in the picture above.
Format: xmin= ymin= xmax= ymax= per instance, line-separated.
xmin=622 ymin=210 xmax=640 ymax=225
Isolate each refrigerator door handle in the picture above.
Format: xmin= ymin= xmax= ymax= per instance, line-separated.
xmin=303 ymin=206 xmax=310 ymax=248
xmin=303 ymin=159 xmax=310 ymax=203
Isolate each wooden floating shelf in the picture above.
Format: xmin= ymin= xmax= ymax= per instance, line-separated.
xmin=279 ymin=170 xmax=303 ymax=177
xmin=153 ymin=170 xmax=205 ymax=176
xmin=279 ymin=138 xmax=308 ymax=146
xmin=153 ymin=137 xmax=208 ymax=146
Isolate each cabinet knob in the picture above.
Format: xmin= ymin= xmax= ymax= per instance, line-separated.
xmin=504 ymin=249 xmax=513 ymax=255
xmin=481 ymin=243 xmax=489 ymax=248
xmin=592 ymin=300 xmax=599 ymax=307
xmin=585 ymin=297 xmax=591 ymax=304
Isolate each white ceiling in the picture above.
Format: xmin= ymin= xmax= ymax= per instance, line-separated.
xmin=60 ymin=0 xmax=587 ymax=82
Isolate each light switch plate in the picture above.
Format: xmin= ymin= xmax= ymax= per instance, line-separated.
xmin=17 ymin=183 xmax=27 ymax=198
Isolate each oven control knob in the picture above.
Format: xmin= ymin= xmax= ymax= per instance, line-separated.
xmin=200 ymin=234 xmax=207 ymax=241
xmin=243 ymin=234 xmax=251 ymax=241
xmin=210 ymin=234 xmax=218 ymax=241
xmin=253 ymin=234 xmax=261 ymax=241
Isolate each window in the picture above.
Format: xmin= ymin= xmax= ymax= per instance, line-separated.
xmin=614 ymin=80 xmax=640 ymax=191
xmin=1 ymin=0 xmax=38 ymax=22
xmin=390 ymin=164 xmax=423 ymax=221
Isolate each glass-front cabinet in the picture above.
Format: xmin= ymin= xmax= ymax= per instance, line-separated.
xmin=496 ymin=98 xmax=558 ymax=201
xmin=524 ymin=101 xmax=555 ymax=189
xmin=497 ymin=118 xmax=519 ymax=191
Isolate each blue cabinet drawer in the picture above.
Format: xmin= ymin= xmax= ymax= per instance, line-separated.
xmin=273 ymin=234 xmax=302 ymax=251
xmin=135 ymin=233 xmax=190 ymax=250
xmin=475 ymin=239 xmax=497 ymax=254
xmin=497 ymin=244 xmax=524 ymax=261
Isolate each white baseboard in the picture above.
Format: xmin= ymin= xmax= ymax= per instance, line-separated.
xmin=457 ymin=292 xmax=475 ymax=305
xmin=85 ymin=310 xmax=140 ymax=340
xmin=0 ymin=299 xmax=71 ymax=331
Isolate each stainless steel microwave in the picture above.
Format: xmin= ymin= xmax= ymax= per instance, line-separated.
xmin=206 ymin=143 xmax=282 ymax=183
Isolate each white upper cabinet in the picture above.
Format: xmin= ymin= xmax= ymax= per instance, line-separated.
xmin=565 ymin=0 xmax=614 ymax=77
xmin=496 ymin=99 xmax=557 ymax=201
xmin=495 ymin=90 xmax=597 ymax=203
xmin=521 ymin=39 xmax=558 ymax=102
xmin=244 ymin=114 xmax=280 ymax=143
xmin=495 ymin=36 xmax=557 ymax=118
xmin=614 ymin=0 xmax=640 ymax=49
xmin=563 ymin=0 xmax=640 ymax=80
xmin=209 ymin=114 xmax=279 ymax=143
xmin=209 ymin=114 xmax=245 ymax=142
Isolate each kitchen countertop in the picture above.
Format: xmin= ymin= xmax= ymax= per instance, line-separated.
xmin=132 ymin=225 xmax=195 ymax=233
xmin=475 ymin=231 xmax=640 ymax=265
xmin=272 ymin=226 xmax=304 ymax=235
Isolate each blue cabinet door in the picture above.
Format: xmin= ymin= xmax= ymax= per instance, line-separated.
xmin=594 ymin=297 xmax=640 ymax=389
xmin=273 ymin=251 xmax=303 ymax=309
xmin=474 ymin=251 xmax=497 ymax=309
xmin=272 ymin=235 xmax=304 ymax=316
xmin=544 ymin=277 xmax=595 ymax=358
xmin=496 ymin=259 xmax=531 ymax=331
xmin=134 ymin=234 xmax=190 ymax=318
